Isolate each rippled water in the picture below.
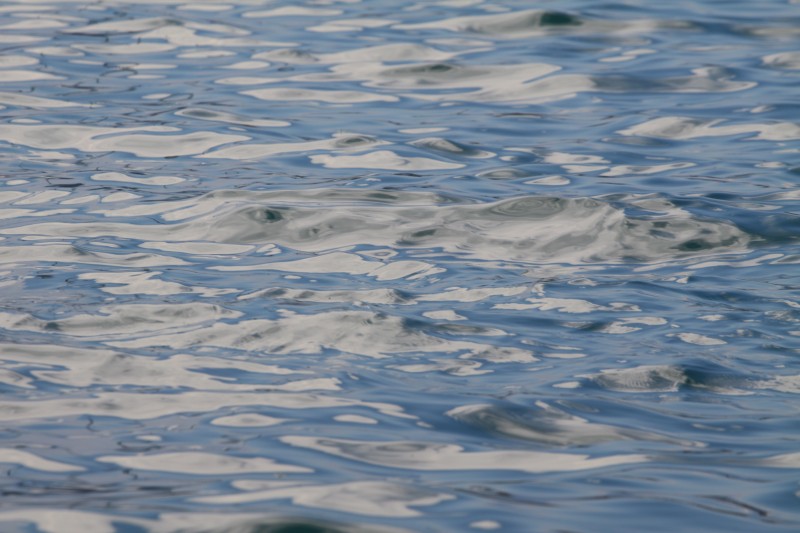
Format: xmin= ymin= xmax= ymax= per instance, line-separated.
xmin=1 ymin=0 xmax=799 ymax=531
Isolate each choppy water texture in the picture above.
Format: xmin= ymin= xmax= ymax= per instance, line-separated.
xmin=0 ymin=0 xmax=799 ymax=531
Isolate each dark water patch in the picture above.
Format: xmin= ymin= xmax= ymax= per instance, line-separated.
xmin=199 ymin=518 xmax=409 ymax=533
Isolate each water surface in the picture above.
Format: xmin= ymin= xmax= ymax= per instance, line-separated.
xmin=0 ymin=0 xmax=799 ymax=531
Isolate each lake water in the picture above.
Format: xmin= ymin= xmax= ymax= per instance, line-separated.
xmin=0 ymin=0 xmax=799 ymax=531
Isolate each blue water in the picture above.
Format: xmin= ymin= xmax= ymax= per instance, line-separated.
xmin=0 ymin=0 xmax=799 ymax=531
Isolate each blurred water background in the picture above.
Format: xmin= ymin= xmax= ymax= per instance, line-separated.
xmin=0 ymin=0 xmax=799 ymax=531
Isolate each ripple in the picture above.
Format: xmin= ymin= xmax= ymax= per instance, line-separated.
xmin=619 ymin=117 xmax=800 ymax=141
xmin=447 ymin=402 xmax=700 ymax=447
xmin=196 ymin=480 xmax=453 ymax=517
xmin=102 ymin=308 xmax=534 ymax=367
xmin=586 ymin=361 xmax=761 ymax=394
xmin=91 ymin=171 xmax=185 ymax=186
xmin=202 ymin=132 xmax=387 ymax=160
xmin=0 ymin=302 xmax=240 ymax=339
xmin=0 ymin=342 xmax=303 ymax=390
xmin=242 ymin=87 xmax=399 ymax=104
xmin=297 ymin=60 xmax=752 ymax=106
xmin=409 ymin=137 xmax=495 ymax=158
xmin=0 ymin=124 xmax=249 ymax=157
xmin=243 ymin=6 xmax=343 ymax=19
xmin=0 ymin=448 xmax=83 ymax=472
xmin=63 ymin=17 xmax=175 ymax=35
xmin=73 ymin=42 xmax=177 ymax=55
xmin=98 ymin=451 xmax=311 ymax=475
xmin=0 ymin=70 xmax=62 ymax=82
xmin=311 ymin=150 xmax=465 ymax=170
xmin=175 ymin=107 xmax=290 ymax=127
xmin=308 ymin=17 xmax=396 ymax=33
xmin=0 ymin=390 xmax=409 ymax=422
xmin=0 ymin=244 xmax=187 ymax=267
xmin=395 ymin=9 xmax=690 ymax=38
xmin=763 ymin=51 xmax=800 ymax=69
xmin=316 ymin=43 xmax=458 ymax=64
xmin=281 ymin=436 xmax=648 ymax=473
xmin=0 ymin=511 xmax=409 ymax=533
xmin=0 ymin=55 xmax=39 ymax=68
xmin=396 ymin=10 xmax=584 ymax=35
xmin=309 ymin=61 xmax=561 ymax=96
xmin=1 ymin=192 xmax=752 ymax=265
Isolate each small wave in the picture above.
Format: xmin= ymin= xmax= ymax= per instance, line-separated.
xmin=447 ymin=402 xmax=701 ymax=447
xmin=1 ymin=192 xmax=752 ymax=265
xmin=586 ymin=361 xmax=757 ymax=394
xmin=409 ymin=137 xmax=494 ymax=158
xmin=396 ymin=9 xmax=692 ymax=38
xmin=396 ymin=10 xmax=584 ymax=36
xmin=281 ymin=435 xmax=648 ymax=474
xmin=619 ymin=116 xmax=800 ymax=141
